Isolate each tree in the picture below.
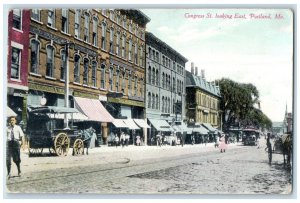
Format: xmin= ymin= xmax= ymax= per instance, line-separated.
xmin=216 ymin=78 xmax=271 ymax=130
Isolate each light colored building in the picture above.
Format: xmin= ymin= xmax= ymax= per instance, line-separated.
xmin=185 ymin=64 xmax=222 ymax=129
xmin=145 ymin=32 xmax=188 ymax=143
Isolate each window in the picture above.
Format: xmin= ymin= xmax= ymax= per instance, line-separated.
xmin=116 ymin=15 xmax=120 ymax=24
xmin=84 ymin=13 xmax=90 ymax=43
xmin=116 ymin=69 xmax=120 ymax=92
xmin=122 ymin=17 xmax=126 ymax=28
xmin=116 ymin=32 xmax=120 ymax=56
xmin=60 ymin=50 xmax=66 ymax=80
xmin=74 ymin=54 xmax=80 ymax=83
xmin=162 ymin=96 xmax=164 ymax=112
xmin=152 ymin=94 xmax=155 ymax=109
xmin=30 ymin=40 xmax=40 ymax=74
xmin=173 ymin=77 xmax=176 ymax=92
xmin=31 ymin=9 xmax=40 ymax=21
xmin=101 ymin=22 xmax=107 ymax=50
xmin=134 ymin=43 xmax=138 ymax=64
xmin=92 ymin=17 xmax=98 ymax=46
xmin=102 ymin=9 xmax=107 ymax=16
xmin=92 ymin=61 xmax=97 ymax=87
xmin=122 ymin=72 xmax=126 ymax=92
xmin=156 ymin=52 xmax=159 ymax=62
xmin=47 ymin=9 xmax=55 ymax=28
xmin=61 ymin=9 xmax=69 ymax=33
xmin=128 ymin=73 xmax=132 ymax=96
xmin=100 ymin=64 xmax=106 ymax=89
xmin=109 ymin=10 xmax=114 ymax=21
xmin=46 ymin=45 xmax=55 ymax=77
xmin=134 ymin=76 xmax=137 ymax=96
xmin=139 ymin=47 xmax=143 ymax=67
xmin=109 ymin=28 xmax=114 ymax=54
xmin=109 ymin=66 xmax=113 ymax=91
xmin=148 ymin=66 xmax=151 ymax=84
xmin=140 ymin=79 xmax=144 ymax=97
xmin=156 ymin=70 xmax=159 ymax=86
xmin=11 ymin=47 xmax=21 ymax=79
xmin=128 ymin=39 xmax=132 ymax=61
xmin=156 ymin=95 xmax=159 ymax=109
xmin=162 ymin=73 xmax=165 ymax=88
xmin=75 ymin=9 xmax=81 ymax=38
xmin=152 ymin=68 xmax=155 ymax=85
xmin=148 ymin=92 xmax=151 ymax=108
xmin=129 ymin=21 xmax=132 ymax=33
xmin=83 ymin=58 xmax=89 ymax=85
xmin=121 ymin=35 xmax=126 ymax=58
xmin=152 ymin=50 xmax=155 ymax=60
xmin=12 ymin=9 xmax=22 ymax=30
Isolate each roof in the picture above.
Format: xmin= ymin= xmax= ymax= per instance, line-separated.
xmin=186 ymin=71 xmax=221 ymax=98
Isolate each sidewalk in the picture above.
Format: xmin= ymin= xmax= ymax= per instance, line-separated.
xmin=16 ymin=142 xmax=241 ymax=175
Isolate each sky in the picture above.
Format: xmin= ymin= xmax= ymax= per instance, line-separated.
xmin=141 ymin=8 xmax=294 ymax=122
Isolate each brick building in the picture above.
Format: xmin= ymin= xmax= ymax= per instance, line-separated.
xmin=27 ymin=9 xmax=150 ymax=141
xmin=7 ymin=9 xmax=31 ymax=124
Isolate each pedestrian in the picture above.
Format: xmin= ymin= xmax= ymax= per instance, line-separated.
xmin=136 ymin=134 xmax=141 ymax=146
xmin=219 ymin=134 xmax=227 ymax=153
xmin=114 ymin=135 xmax=119 ymax=148
xmin=215 ymin=135 xmax=220 ymax=148
xmin=125 ymin=132 xmax=130 ymax=146
xmin=156 ymin=132 xmax=162 ymax=147
xmin=120 ymin=131 xmax=125 ymax=147
xmin=7 ymin=116 xmax=24 ymax=179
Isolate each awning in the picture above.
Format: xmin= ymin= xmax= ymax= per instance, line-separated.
xmin=47 ymin=112 xmax=89 ymax=121
xmin=74 ymin=97 xmax=114 ymax=122
xmin=28 ymin=105 xmax=79 ymax=114
xmin=112 ymin=119 xmax=128 ymax=128
xmin=122 ymin=119 xmax=140 ymax=130
xmin=148 ymin=119 xmax=173 ymax=132
xmin=134 ymin=119 xmax=150 ymax=128
xmin=192 ymin=126 xmax=209 ymax=134
xmin=202 ymin=123 xmax=217 ymax=132
xmin=7 ymin=106 xmax=17 ymax=117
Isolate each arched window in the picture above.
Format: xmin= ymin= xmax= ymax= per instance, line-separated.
xmin=109 ymin=66 xmax=113 ymax=91
xmin=83 ymin=58 xmax=89 ymax=85
xmin=152 ymin=68 xmax=155 ymax=85
xmin=46 ymin=45 xmax=55 ymax=77
xmin=116 ymin=68 xmax=120 ymax=92
xmin=116 ymin=31 xmax=120 ymax=56
xmin=128 ymin=72 xmax=132 ymax=96
xmin=109 ymin=27 xmax=114 ymax=53
xmin=152 ymin=93 xmax=155 ymax=109
xmin=156 ymin=94 xmax=159 ymax=109
xmin=148 ymin=92 xmax=151 ymax=108
xmin=149 ymin=47 xmax=152 ymax=59
xmin=92 ymin=16 xmax=98 ymax=46
xmin=101 ymin=22 xmax=107 ymax=50
xmin=75 ymin=9 xmax=81 ymax=38
xmin=122 ymin=34 xmax=126 ymax=58
xmin=134 ymin=76 xmax=138 ymax=96
xmin=91 ymin=61 xmax=97 ymax=87
xmin=148 ymin=66 xmax=151 ymax=84
xmin=134 ymin=43 xmax=138 ymax=64
xmin=162 ymin=96 xmax=165 ymax=112
xmin=168 ymin=98 xmax=170 ymax=113
xmin=60 ymin=49 xmax=66 ymax=80
xmin=74 ymin=54 xmax=80 ymax=83
xmin=162 ymin=73 xmax=165 ymax=88
xmin=128 ymin=39 xmax=132 ymax=61
xmin=30 ymin=39 xmax=40 ymax=74
xmin=100 ymin=63 xmax=106 ymax=89
xmin=173 ymin=77 xmax=175 ymax=92
xmin=121 ymin=72 xmax=126 ymax=92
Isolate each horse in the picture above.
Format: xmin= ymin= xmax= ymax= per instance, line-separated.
xmin=273 ymin=133 xmax=292 ymax=168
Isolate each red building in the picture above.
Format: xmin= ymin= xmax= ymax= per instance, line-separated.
xmin=7 ymin=9 xmax=30 ymax=124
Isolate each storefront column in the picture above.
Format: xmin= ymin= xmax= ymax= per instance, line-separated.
xmin=143 ymin=126 xmax=147 ymax=146
xmin=22 ymin=96 xmax=27 ymax=128
xmin=102 ymin=122 xmax=108 ymax=145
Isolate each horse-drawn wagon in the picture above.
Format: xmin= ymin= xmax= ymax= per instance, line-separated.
xmin=25 ymin=106 xmax=91 ymax=157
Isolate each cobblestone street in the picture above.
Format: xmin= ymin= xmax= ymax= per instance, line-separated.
xmin=6 ymin=139 xmax=292 ymax=195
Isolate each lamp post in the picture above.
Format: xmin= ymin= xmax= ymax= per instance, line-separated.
xmin=63 ymin=41 xmax=74 ymax=129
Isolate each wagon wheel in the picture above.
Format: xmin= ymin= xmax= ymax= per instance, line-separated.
xmin=73 ymin=139 xmax=84 ymax=156
xmin=54 ymin=133 xmax=70 ymax=156
xmin=27 ymin=140 xmax=43 ymax=157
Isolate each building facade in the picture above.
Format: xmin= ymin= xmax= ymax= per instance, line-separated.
xmin=7 ymin=9 xmax=31 ymax=124
xmin=186 ymin=63 xmax=222 ymax=129
xmin=145 ymin=32 xmax=188 ymax=142
xmin=27 ymin=9 xmax=149 ymax=141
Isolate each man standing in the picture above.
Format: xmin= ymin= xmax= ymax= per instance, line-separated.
xmin=7 ymin=116 xmax=24 ymax=179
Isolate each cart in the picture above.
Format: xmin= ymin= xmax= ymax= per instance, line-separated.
xmin=26 ymin=106 xmax=87 ymax=157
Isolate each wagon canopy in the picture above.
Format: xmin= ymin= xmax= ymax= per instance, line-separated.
xmin=28 ymin=105 xmax=79 ymax=114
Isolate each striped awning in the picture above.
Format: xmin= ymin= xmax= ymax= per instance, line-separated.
xmin=148 ymin=119 xmax=173 ymax=132
xmin=202 ymin=123 xmax=217 ymax=132
xmin=193 ymin=126 xmax=209 ymax=134
xmin=122 ymin=119 xmax=140 ymax=130
xmin=74 ymin=97 xmax=114 ymax=122
xmin=112 ymin=119 xmax=128 ymax=128
xmin=134 ymin=119 xmax=150 ymax=128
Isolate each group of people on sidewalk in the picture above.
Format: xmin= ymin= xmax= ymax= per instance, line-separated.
xmin=113 ymin=131 xmax=142 ymax=147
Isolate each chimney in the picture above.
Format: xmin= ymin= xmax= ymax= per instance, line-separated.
xmin=201 ymin=69 xmax=205 ymax=79
xmin=191 ymin=62 xmax=194 ymax=75
xmin=195 ymin=67 xmax=198 ymax=76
